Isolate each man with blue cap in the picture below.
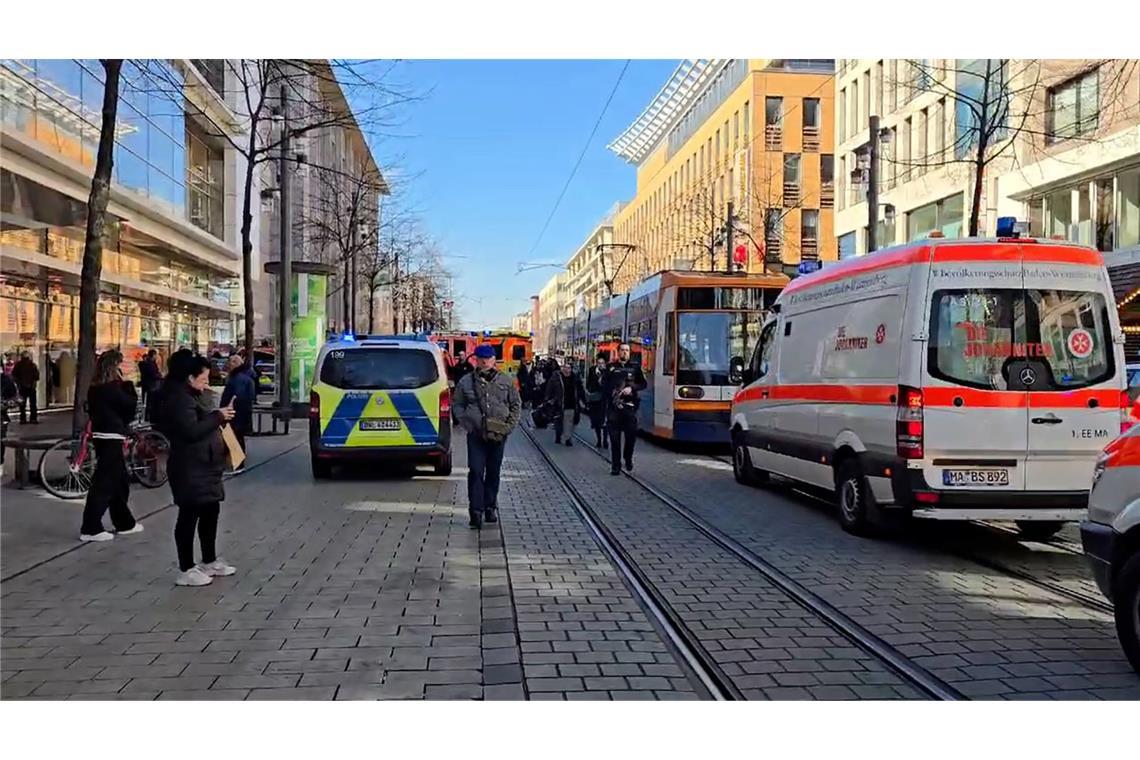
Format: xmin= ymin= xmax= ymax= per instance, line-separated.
xmin=452 ymin=343 xmax=521 ymax=529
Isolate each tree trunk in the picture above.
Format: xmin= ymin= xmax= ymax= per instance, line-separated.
xmin=71 ymin=59 xmax=122 ymax=441
xmin=240 ymin=130 xmax=257 ymax=356
xmin=342 ymin=254 xmax=350 ymax=333
xmin=968 ymin=63 xmax=993 ymax=238
xmin=368 ymin=283 xmax=376 ymax=333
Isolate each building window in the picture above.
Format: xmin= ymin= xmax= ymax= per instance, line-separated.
xmin=916 ymin=108 xmax=928 ymax=174
xmin=801 ymin=209 xmax=819 ymax=260
xmin=838 ymin=231 xmax=857 ymax=259
xmin=765 ymin=97 xmax=783 ymax=151
xmin=820 ymin=154 xmax=835 ymax=209
xmin=742 ymin=101 xmax=750 ymax=145
xmin=803 ymin=98 xmax=821 ymax=152
xmin=783 ymin=154 xmax=801 ymax=207
xmin=1118 ymin=168 xmax=1140 ymax=248
xmin=932 ymin=98 xmax=945 ymax=161
xmin=765 ymin=209 xmax=783 ymax=262
xmin=1047 ymin=68 xmax=1099 ymax=143
xmin=955 ymin=59 xmax=1008 ymax=158
xmin=733 ymin=110 xmax=740 ymax=149
xmin=875 ymin=61 xmax=884 ymax=117
xmin=851 ymin=78 xmax=860 ymax=133
xmin=888 ymin=59 xmax=898 ymax=112
xmin=861 ymin=70 xmax=870 ymax=127
xmin=189 ymin=60 xmax=225 ymax=100
xmin=185 ymin=125 xmax=224 ymax=239
xmin=907 ymin=193 xmax=964 ymax=240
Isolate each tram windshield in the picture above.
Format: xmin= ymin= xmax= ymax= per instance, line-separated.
xmin=676 ymin=311 xmax=762 ymax=386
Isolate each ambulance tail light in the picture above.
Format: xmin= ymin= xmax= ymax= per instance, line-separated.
xmin=896 ymin=385 xmax=925 ymax=459
xmin=309 ymin=391 xmax=321 ymax=420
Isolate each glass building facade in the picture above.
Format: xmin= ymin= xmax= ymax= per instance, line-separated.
xmin=0 ymin=59 xmax=239 ymax=400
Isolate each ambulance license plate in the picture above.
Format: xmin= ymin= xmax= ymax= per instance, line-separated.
xmin=942 ymin=469 xmax=1009 ymax=487
xmin=360 ymin=419 xmax=401 ymax=431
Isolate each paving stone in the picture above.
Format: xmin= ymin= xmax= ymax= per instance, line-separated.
xmin=247 ymin=686 xmax=338 ymax=700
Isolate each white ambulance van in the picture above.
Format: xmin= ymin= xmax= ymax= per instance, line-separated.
xmin=730 ymin=235 xmax=1130 ymax=537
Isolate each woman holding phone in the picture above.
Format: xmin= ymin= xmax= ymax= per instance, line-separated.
xmin=159 ymin=355 xmax=236 ymax=587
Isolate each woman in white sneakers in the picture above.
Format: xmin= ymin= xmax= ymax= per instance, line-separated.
xmin=159 ymin=354 xmax=236 ymax=586
xmin=79 ymin=350 xmax=143 ymax=542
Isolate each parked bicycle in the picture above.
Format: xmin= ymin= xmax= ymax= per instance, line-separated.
xmin=38 ymin=421 xmax=170 ymax=499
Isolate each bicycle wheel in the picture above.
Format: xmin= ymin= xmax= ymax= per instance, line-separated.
xmin=38 ymin=438 xmax=97 ymax=500
xmin=129 ymin=430 xmax=170 ymax=488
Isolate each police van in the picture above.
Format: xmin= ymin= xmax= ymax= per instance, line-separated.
xmin=730 ymin=230 xmax=1130 ymax=537
xmin=309 ymin=334 xmax=452 ymax=479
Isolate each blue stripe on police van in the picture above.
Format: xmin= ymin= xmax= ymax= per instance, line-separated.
xmin=322 ymin=392 xmax=372 ymax=446
xmin=387 ymin=392 xmax=437 ymax=446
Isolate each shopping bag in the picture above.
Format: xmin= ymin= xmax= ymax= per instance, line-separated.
xmin=531 ymin=407 xmax=549 ymax=429
xmin=221 ymin=424 xmax=246 ymax=470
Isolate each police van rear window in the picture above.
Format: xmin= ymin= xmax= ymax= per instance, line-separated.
xmin=929 ymin=288 xmax=1115 ymax=391
xmin=319 ymin=349 xmax=438 ymax=390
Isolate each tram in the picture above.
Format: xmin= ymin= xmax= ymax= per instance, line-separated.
xmin=555 ymin=270 xmax=787 ymax=443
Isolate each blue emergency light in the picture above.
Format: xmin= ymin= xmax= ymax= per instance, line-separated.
xmin=797 ymin=260 xmax=822 ymax=275
xmin=340 ymin=331 xmax=356 ymax=342
xmin=996 ymin=216 xmax=1019 ymax=237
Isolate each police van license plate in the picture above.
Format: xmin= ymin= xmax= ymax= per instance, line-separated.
xmin=360 ymin=419 xmax=401 ymax=431
xmin=942 ymin=469 xmax=1009 ymax=487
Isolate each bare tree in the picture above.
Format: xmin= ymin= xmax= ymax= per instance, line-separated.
xmin=71 ymin=59 xmax=122 ymax=440
xmin=143 ymin=59 xmax=415 ymax=353
xmin=881 ymin=59 xmax=1139 ymax=236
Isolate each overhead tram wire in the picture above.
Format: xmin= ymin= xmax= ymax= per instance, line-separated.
xmin=522 ymin=60 xmax=632 ymax=263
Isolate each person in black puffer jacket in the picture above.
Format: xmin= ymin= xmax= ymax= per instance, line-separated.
xmin=79 ymin=350 xmax=141 ymax=542
xmin=159 ymin=354 xmax=236 ymax=587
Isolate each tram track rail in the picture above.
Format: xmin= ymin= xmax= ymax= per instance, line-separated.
xmin=518 ymin=424 xmax=740 ymax=700
xmin=700 ymin=449 xmax=1111 ymax=614
xmin=536 ymin=427 xmax=963 ymax=701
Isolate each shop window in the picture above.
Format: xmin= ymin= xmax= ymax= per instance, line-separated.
xmin=1117 ymin=168 xmax=1140 ymax=248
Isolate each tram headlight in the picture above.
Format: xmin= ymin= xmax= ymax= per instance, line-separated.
xmin=677 ymin=386 xmax=705 ymax=400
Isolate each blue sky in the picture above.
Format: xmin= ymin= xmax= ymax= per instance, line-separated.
xmin=368 ymin=60 xmax=678 ymax=330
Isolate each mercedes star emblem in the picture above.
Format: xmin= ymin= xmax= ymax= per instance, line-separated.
xmin=1019 ymin=367 xmax=1037 ymax=386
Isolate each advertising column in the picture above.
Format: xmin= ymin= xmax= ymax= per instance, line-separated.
xmin=290 ymin=271 xmax=328 ymax=403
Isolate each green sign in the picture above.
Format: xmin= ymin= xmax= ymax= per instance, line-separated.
xmin=289 ymin=273 xmax=328 ymax=403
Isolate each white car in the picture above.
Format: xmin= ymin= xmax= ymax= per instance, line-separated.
xmin=731 ymin=235 xmax=1130 ymax=537
xmin=1081 ymin=412 xmax=1140 ymax=674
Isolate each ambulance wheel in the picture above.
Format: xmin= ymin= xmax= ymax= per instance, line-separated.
xmin=1015 ymin=521 xmax=1065 ymax=541
xmin=434 ymin=450 xmax=453 ymax=476
xmin=732 ymin=432 xmax=767 ymax=486
xmin=311 ymin=457 xmax=332 ymax=480
xmin=1113 ymin=553 xmax=1140 ymax=675
xmin=836 ymin=459 xmax=875 ymax=536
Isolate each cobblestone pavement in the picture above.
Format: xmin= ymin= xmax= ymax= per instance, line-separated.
xmin=610 ymin=436 xmax=1140 ymax=700
xmin=1 ymin=439 xmax=513 ymax=700
xmin=528 ymin=427 xmax=920 ymax=700
xmin=0 ymin=426 xmax=701 ymax=701
xmin=495 ymin=434 xmax=700 ymax=700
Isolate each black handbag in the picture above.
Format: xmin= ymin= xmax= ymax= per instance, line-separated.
xmin=531 ymin=407 xmax=550 ymax=429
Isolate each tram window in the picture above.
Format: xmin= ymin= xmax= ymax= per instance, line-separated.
xmin=663 ymin=313 xmax=676 ymax=375
xmin=678 ymin=287 xmax=716 ymax=309
xmin=454 ymin=340 xmax=468 ymax=355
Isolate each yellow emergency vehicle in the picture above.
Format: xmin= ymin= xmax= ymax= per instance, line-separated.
xmin=308 ymin=334 xmax=452 ymax=479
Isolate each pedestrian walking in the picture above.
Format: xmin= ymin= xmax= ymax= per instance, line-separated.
xmin=517 ymin=358 xmax=534 ymax=409
xmin=545 ymin=359 xmax=586 ymax=446
xmin=585 ymin=352 xmax=610 ymax=449
xmin=79 ymin=350 xmax=143 ymax=542
xmin=452 ymin=343 xmax=521 ymax=529
xmin=159 ymin=354 xmax=237 ymax=587
xmin=1 ymin=370 xmax=17 ymax=469
xmin=138 ymin=349 xmax=162 ymax=422
xmin=604 ymin=343 xmax=647 ymax=476
xmin=12 ymin=352 xmax=39 ymax=424
xmin=219 ymin=354 xmax=255 ymax=471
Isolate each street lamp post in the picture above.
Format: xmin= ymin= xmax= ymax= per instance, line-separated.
xmin=276 ymin=81 xmax=292 ymax=417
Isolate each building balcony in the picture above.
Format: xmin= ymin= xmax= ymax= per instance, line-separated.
xmin=803 ymin=125 xmax=820 ymax=153
xmin=783 ymin=183 xmax=801 ymax=207
xmin=820 ymin=182 xmax=835 ymax=209
xmin=765 ymin=124 xmax=783 ymax=152
xmin=801 ymin=238 xmax=819 ymax=261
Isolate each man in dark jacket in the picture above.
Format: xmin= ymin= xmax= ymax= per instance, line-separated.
xmin=516 ymin=359 xmax=534 ymax=409
xmin=138 ymin=349 xmax=162 ymax=422
xmin=219 ymin=355 xmax=255 ymax=468
xmin=604 ymin=343 xmax=647 ymax=475
xmin=452 ymin=344 xmax=521 ymax=529
xmin=585 ymin=352 xmax=610 ymax=449
xmin=545 ymin=360 xmax=586 ymax=446
xmin=12 ymin=353 xmax=39 ymax=424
